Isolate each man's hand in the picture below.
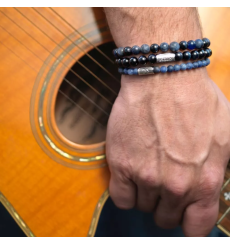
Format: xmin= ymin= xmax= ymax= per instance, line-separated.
xmin=106 ymin=72 xmax=230 ymax=236
xmin=104 ymin=7 xmax=230 ymax=236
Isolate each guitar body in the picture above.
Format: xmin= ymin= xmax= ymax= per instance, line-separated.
xmin=0 ymin=7 xmax=229 ymax=237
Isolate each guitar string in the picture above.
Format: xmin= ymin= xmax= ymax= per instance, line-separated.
xmin=30 ymin=7 xmax=119 ymax=83
xmin=49 ymin=7 xmax=115 ymax=65
xmin=8 ymin=9 xmax=118 ymax=97
xmin=0 ymin=32 xmax=109 ymax=121
xmin=58 ymin=90 xmax=105 ymax=127
xmin=0 ymin=23 xmax=112 ymax=107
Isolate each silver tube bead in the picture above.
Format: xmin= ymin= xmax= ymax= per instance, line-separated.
xmin=156 ymin=53 xmax=176 ymax=63
xmin=137 ymin=67 xmax=155 ymax=75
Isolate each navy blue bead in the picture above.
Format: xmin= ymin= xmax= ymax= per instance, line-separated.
xmin=202 ymin=38 xmax=210 ymax=48
xmin=141 ymin=44 xmax=150 ymax=54
xmin=205 ymin=49 xmax=210 ymax=57
xmin=179 ymin=41 xmax=187 ymax=50
xmin=175 ymin=52 xmax=183 ymax=61
xmin=187 ymin=40 xmax=196 ymax=50
xmin=198 ymin=49 xmax=204 ymax=59
xmin=167 ymin=65 xmax=174 ymax=72
xmin=132 ymin=45 xmax=141 ymax=55
xmin=124 ymin=47 xmax=132 ymax=56
xmin=191 ymin=50 xmax=199 ymax=60
xmin=133 ymin=68 xmax=138 ymax=75
xmin=204 ymin=48 xmax=212 ymax=58
xmin=113 ymin=49 xmax=119 ymax=58
xmin=205 ymin=58 xmax=210 ymax=66
xmin=195 ymin=39 xmax=204 ymax=49
xmin=160 ymin=42 xmax=169 ymax=52
xmin=138 ymin=56 xmax=147 ymax=65
xmin=203 ymin=49 xmax=208 ymax=58
xmin=160 ymin=66 xmax=167 ymax=73
xmin=154 ymin=66 xmax=160 ymax=73
xmin=117 ymin=47 xmax=124 ymax=57
xmin=169 ymin=42 xmax=180 ymax=52
xmin=130 ymin=57 xmax=138 ymax=66
xmin=174 ymin=64 xmax=180 ymax=71
xmin=148 ymin=54 xmax=157 ymax=64
xmin=183 ymin=51 xmax=191 ymax=61
xmin=186 ymin=63 xmax=193 ymax=70
xmin=122 ymin=58 xmax=130 ymax=67
xmin=198 ymin=60 xmax=203 ymax=67
xmin=127 ymin=69 xmax=134 ymax=75
xmin=193 ymin=62 xmax=198 ymax=68
xmin=180 ymin=64 xmax=187 ymax=71
xmin=118 ymin=59 xmax=122 ymax=67
xmin=150 ymin=44 xmax=159 ymax=53
xmin=123 ymin=68 xmax=128 ymax=74
xmin=207 ymin=48 xmax=212 ymax=57
xmin=118 ymin=68 xmax=123 ymax=74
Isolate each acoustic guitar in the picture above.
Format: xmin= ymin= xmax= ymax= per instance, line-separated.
xmin=0 ymin=7 xmax=229 ymax=237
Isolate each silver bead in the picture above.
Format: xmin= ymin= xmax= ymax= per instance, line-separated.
xmin=138 ymin=67 xmax=154 ymax=75
xmin=156 ymin=53 xmax=175 ymax=63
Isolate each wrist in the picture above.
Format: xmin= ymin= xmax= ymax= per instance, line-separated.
xmin=119 ymin=68 xmax=210 ymax=106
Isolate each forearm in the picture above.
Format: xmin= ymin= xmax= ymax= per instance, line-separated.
xmin=104 ymin=7 xmax=202 ymax=48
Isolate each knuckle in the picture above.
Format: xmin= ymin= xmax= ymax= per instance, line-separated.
xmin=165 ymin=181 xmax=187 ymax=198
xmin=108 ymin=157 xmax=130 ymax=176
xmin=137 ymin=169 xmax=159 ymax=187
xmin=198 ymin=173 xmax=222 ymax=204
xmin=109 ymin=188 xmax=134 ymax=210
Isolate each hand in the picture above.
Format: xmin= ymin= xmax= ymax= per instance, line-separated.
xmin=106 ymin=70 xmax=230 ymax=236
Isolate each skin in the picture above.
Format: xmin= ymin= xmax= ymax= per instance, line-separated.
xmin=104 ymin=7 xmax=230 ymax=236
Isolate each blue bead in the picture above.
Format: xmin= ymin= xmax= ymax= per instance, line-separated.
xmin=183 ymin=51 xmax=191 ymax=61
xmin=127 ymin=69 xmax=134 ymax=75
xmin=205 ymin=58 xmax=210 ymax=66
xmin=132 ymin=45 xmax=141 ymax=55
xmin=160 ymin=66 xmax=167 ymax=73
xmin=160 ymin=42 xmax=169 ymax=52
xmin=195 ymin=39 xmax=204 ymax=49
xmin=167 ymin=65 xmax=174 ymax=72
xmin=187 ymin=40 xmax=196 ymax=50
xmin=113 ymin=49 xmax=119 ymax=58
xmin=117 ymin=47 xmax=124 ymax=57
xmin=202 ymin=38 xmax=210 ymax=48
xmin=169 ymin=42 xmax=180 ymax=52
xmin=141 ymin=44 xmax=150 ymax=54
xmin=123 ymin=68 xmax=128 ymax=74
xmin=179 ymin=41 xmax=187 ymax=50
xmin=133 ymin=68 xmax=138 ymax=75
xmin=118 ymin=68 xmax=123 ymax=74
xmin=174 ymin=64 xmax=180 ymax=71
xmin=180 ymin=64 xmax=187 ymax=71
xmin=193 ymin=62 xmax=198 ymax=68
xmin=198 ymin=60 xmax=203 ymax=67
xmin=186 ymin=63 xmax=193 ymax=70
xmin=154 ymin=66 xmax=160 ymax=73
xmin=202 ymin=60 xmax=206 ymax=67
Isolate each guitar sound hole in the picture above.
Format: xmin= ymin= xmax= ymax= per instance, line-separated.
xmin=55 ymin=42 xmax=121 ymax=145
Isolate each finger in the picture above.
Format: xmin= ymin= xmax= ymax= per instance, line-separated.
xmin=136 ymin=185 xmax=159 ymax=212
xmin=109 ymin=173 xmax=137 ymax=210
xmin=154 ymin=197 xmax=185 ymax=229
xmin=182 ymin=200 xmax=219 ymax=237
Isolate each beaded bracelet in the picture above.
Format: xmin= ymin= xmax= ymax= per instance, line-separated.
xmin=115 ymin=48 xmax=212 ymax=67
xmin=113 ymin=38 xmax=210 ymax=58
xmin=118 ymin=58 xmax=210 ymax=75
